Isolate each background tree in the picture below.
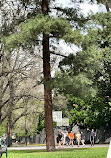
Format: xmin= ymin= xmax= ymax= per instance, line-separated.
xmin=0 ymin=45 xmax=43 ymax=146
xmin=53 ymin=10 xmax=111 ymax=130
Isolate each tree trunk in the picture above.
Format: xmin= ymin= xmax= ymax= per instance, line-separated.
xmin=7 ymin=79 xmax=14 ymax=146
xmin=0 ymin=80 xmax=3 ymax=124
xmin=7 ymin=117 xmax=12 ymax=146
xmin=42 ymin=0 xmax=55 ymax=151
xmin=0 ymin=52 xmax=4 ymax=123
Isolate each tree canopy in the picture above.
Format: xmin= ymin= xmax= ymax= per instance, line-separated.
xmin=53 ymin=10 xmax=111 ymax=129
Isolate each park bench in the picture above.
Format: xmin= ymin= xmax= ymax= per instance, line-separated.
xmin=0 ymin=139 xmax=7 ymax=158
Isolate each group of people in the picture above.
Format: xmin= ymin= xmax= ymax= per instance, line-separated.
xmin=56 ymin=129 xmax=96 ymax=148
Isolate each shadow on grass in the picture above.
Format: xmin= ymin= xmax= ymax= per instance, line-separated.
xmin=8 ymin=148 xmax=93 ymax=154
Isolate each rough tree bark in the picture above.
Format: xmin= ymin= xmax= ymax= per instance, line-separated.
xmin=0 ymin=79 xmax=3 ymax=123
xmin=0 ymin=50 xmax=4 ymax=123
xmin=42 ymin=0 xmax=55 ymax=151
xmin=7 ymin=78 xmax=14 ymax=146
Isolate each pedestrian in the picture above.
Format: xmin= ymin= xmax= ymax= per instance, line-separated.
xmin=56 ymin=131 xmax=60 ymax=147
xmin=76 ymin=131 xmax=81 ymax=147
xmin=81 ymin=131 xmax=85 ymax=146
xmin=90 ymin=129 xmax=96 ymax=146
xmin=69 ymin=131 xmax=74 ymax=147
xmin=57 ymin=131 xmax=64 ymax=148
xmin=65 ymin=132 xmax=70 ymax=146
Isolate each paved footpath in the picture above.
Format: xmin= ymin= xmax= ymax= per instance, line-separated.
xmin=7 ymin=144 xmax=109 ymax=151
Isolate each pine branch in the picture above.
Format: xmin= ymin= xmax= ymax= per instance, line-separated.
xmin=50 ymin=51 xmax=68 ymax=58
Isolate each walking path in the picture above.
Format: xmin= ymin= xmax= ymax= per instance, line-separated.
xmin=7 ymin=144 xmax=109 ymax=151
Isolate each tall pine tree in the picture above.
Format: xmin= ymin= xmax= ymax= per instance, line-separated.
xmin=2 ymin=0 xmax=109 ymax=151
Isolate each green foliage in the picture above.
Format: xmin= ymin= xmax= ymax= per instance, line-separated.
xmin=83 ymin=12 xmax=111 ymax=50
xmin=53 ymin=48 xmax=111 ymax=128
xmin=36 ymin=112 xmax=57 ymax=133
xmin=54 ymin=47 xmax=102 ymax=100
xmin=37 ymin=113 xmax=45 ymax=134
xmin=64 ymin=94 xmax=111 ymax=129
xmin=53 ymin=11 xmax=111 ymax=129
xmin=52 ymin=94 xmax=68 ymax=116
xmin=67 ymin=96 xmax=87 ymax=125
xmin=0 ymin=122 xmax=7 ymax=136
xmin=2 ymin=14 xmax=83 ymax=50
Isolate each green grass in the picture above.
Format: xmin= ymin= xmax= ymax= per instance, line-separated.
xmin=13 ymin=143 xmax=46 ymax=147
xmin=2 ymin=147 xmax=108 ymax=158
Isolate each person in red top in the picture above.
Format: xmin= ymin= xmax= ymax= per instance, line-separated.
xmin=69 ymin=131 xmax=74 ymax=146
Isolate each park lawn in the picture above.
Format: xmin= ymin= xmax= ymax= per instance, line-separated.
xmin=2 ymin=147 xmax=108 ymax=158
